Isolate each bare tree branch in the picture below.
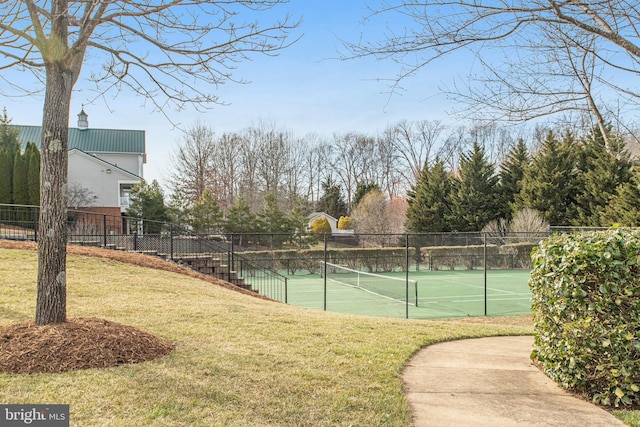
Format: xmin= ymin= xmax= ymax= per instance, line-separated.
xmin=345 ymin=1 xmax=640 ymax=141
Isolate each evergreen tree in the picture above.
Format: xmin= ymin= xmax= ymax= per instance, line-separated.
xmin=449 ymin=142 xmax=500 ymax=231
xmin=224 ymin=196 xmax=256 ymax=234
xmin=317 ymin=178 xmax=347 ymax=219
xmin=288 ymin=197 xmax=313 ymax=248
xmin=256 ymin=192 xmax=290 ymax=248
xmin=406 ymin=157 xmax=454 ymax=232
xmin=12 ymin=148 xmax=29 ymax=205
xmin=518 ymin=131 xmax=578 ymax=225
xmin=0 ymin=108 xmax=20 ymax=152
xmin=126 ymin=180 xmax=169 ymax=234
xmin=0 ymin=149 xmax=12 ymax=204
xmin=601 ymin=173 xmax=640 ymax=226
xmin=352 ymin=182 xmax=381 ymax=208
xmin=257 ymin=193 xmax=289 ymax=232
xmin=26 ymin=142 xmax=41 ymax=206
xmin=189 ymin=189 xmax=223 ymax=233
xmin=497 ymin=139 xmax=530 ymax=220
xmin=166 ymin=189 xmax=192 ymax=229
xmin=572 ymin=126 xmax=631 ymax=226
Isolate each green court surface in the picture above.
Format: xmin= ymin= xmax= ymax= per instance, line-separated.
xmin=285 ymin=269 xmax=532 ymax=319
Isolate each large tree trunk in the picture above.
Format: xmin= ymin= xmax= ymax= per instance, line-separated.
xmin=35 ymin=64 xmax=72 ymax=325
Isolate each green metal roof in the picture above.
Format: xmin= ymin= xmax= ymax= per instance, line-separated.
xmin=10 ymin=125 xmax=145 ymax=154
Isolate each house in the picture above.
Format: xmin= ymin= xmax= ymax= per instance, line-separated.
xmin=12 ymin=109 xmax=146 ymax=219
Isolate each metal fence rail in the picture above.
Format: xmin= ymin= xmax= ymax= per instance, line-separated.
xmin=0 ymin=204 xmax=288 ymax=303
xmin=1 ymin=203 xmax=609 ymax=318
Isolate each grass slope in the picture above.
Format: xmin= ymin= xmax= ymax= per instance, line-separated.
xmin=0 ymin=247 xmax=628 ymax=426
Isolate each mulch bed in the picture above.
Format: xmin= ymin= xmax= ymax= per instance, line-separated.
xmin=0 ymin=318 xmax=176 ymax=374
xmin=0 ymin=239 xmax=273 ymax=374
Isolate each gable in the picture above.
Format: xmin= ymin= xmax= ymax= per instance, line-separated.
xmin=68 ymin=148 xmax=140 ymax=180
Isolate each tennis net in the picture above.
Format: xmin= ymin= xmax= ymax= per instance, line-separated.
xmin=322 ymin=262 xmax=418 ymax=306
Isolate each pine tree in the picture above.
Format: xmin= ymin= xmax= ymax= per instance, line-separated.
xmin=189 ymin=189 xmax=223 ymax=233
xmin=126 ymin=180 xmax=169 ymax=233
xmin=166 ymin=188 xmax=192 ymax=228
xmin=449 ymin=142 xmax=500 ymax=231
xmin=497 ymin=139 xmax=530 ymax=220
xmin=352 ymin=182 xmax=381 ymax=208
xmin=317 ymin=178 xmax=347 ymax=219
xmin=224 ymin=196 xmax=256 ymax=234
xmin=12 ymin=148 xmax=29 ymax=205
xmin=518 ymin=131 xmax=578 ymax=225
xmin=256 ymin=192 xmax=290 ymax=248
xmin=26 ymin=142 xmax=41 ymax=206
xmin=406 ymin=157 xmax=454 ymax=232
xmin=601 ymin=175 xmax=640 ymax=227
xmin=572 ymin=126 xmax=631 ymax=226
xmin=287 ymin=197 xmax=313 ymax=248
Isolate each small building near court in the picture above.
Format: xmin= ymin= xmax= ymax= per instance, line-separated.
xmin=308 ymin=212 xmax=354 ymax=235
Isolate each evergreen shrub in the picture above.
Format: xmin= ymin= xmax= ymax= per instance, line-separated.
xmin=530 ymin=229 xmax=640 ymax=407
xmin=337 ymin=216 xmax=353 ymax=230
xmin=310 ymin=217 xmax=331 ymax=233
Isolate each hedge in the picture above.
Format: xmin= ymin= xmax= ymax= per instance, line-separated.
xmin=530 ymin=229 xmax=640 ymax=407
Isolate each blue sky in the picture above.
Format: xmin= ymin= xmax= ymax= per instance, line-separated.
xmin=2 ymin=1 xmax=460 ymax=186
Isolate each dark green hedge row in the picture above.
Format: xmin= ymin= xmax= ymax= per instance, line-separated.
xmin=530 ymin=229 xmax=640 ymax=407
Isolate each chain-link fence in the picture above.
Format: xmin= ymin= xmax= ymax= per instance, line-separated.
xmin=1 ymin=203 xmax=607 ymax=318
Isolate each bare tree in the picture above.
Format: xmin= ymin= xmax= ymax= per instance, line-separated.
xmin=169 ymin=123 xmax=216 ymax=203
xmin=304 ymin=137 xmax=332 ymax=210
xmin=351 ymin=189 xmax=389 ymax=246
xmin=210 ymin=132 xmax=244 ymax=214
xmin=330 ymin=132 xmax=376 ymax=211
xmin=383 ymin=119 xmax=449 ymax=184
xmin=347 ymin=1 xmax=640 ymax=150
xmin=67 ymin=183 xmax=95 ymax=209
xmin=0 ymin=0 xmax=299 ymax=325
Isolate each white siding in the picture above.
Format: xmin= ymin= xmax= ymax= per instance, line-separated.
xmin=68 ymin=151 xmax=139 ymax=208
xmin=90 ymin=153 xmax=142 ymax=176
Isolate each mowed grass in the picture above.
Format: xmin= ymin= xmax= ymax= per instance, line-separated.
xmin=0 ymin=248 xmax=633 ymax=426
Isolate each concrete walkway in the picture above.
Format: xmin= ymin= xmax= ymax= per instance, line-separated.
xmin=403 ymin=336 xmax=626 ymax=427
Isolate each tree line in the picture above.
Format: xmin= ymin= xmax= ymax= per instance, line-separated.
xmin=124 ymin=120 xmax=640 ymax=236
xmin=0 ymin=110 xmax=40 ymax=207
xmin=408 ymin=126 xmax=640 ymax=233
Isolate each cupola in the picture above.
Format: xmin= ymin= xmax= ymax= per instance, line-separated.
xmin=77 ymin=108 xmax=88 ymax=130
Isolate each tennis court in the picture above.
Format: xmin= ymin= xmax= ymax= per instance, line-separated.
xmin=285 ymin=268 xmax=532 ymax=319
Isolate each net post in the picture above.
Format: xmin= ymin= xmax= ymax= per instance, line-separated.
xmin=405 ymin=234 xmax=409 ymax=319
xmin=484 ymin=232 xmax=487 ymax=316
xmin=323 ymin=233 xmax=327 ymax=312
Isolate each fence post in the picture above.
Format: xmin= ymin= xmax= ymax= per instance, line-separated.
xmin=170 ymin=224 xmax=174 ymax=261
xmin=103 ymin=214 xmax=107 ymax=247
xmin=133 ymin=231 xmax=138 ymax=251
xmin=229 ymin=234 xmax=234 ymax=283
xmin=405 ymin=234 xmax=409 ymax=319
xmin=33 ymin=206 xmax=39 ymax=242
xmin=284 ymin=277 xmax=288 ymax=304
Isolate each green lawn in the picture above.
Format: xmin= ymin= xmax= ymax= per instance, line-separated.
xmin=0 ymin=248 xmax=636 ymax=426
